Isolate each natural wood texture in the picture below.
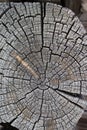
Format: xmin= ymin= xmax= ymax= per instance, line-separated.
xmin=12 ymin=52 xmax=39 ymax=79
xmin=0 ymin=2 xmax=87 ymax=130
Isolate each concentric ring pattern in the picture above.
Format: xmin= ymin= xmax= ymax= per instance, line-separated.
xmin=0 ymin=2 xmax=87 ymax=130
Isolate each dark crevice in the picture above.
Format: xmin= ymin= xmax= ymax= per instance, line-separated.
xmin=43 ymin=2 xmax=46 ymax=18
xmin=54 ymin=88 xmax=83 ymax=99
xmin=18 ymin=20 xmax=31 ymax=46
xmin=50 ymin=87 xmax=84 ymax=110
xmin=3 ymin=75 xmax=31 ymax=81
xmin=9 ymin=107 xmax=26 ymax=124
xmin=0 ymin=122 xmax=19 ymax=130
xmin=0 ymin=7 xmax=11 ymax=18
xmin=0 ymin=48 xmax=3 ymax=53
xmin=65 ymin=21 xmax=75 ymax=39
xmin=52 ymin=23 xmax=56 ymax=45
xmin=2 ymin=22 xmax=11 ymax=34
xmin=6 ymin=41 xmax=21 ymax=54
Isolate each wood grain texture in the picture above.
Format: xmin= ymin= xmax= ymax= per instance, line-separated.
xmin=0 ymin=2 xmax=86 ymax=130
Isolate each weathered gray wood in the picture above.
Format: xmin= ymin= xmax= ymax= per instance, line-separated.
xmin=0 ymin=2 xmax=87 ymax=130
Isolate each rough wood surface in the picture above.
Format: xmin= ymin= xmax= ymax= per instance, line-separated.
xmin=0 ymin=2 xmax=87 ymax=130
